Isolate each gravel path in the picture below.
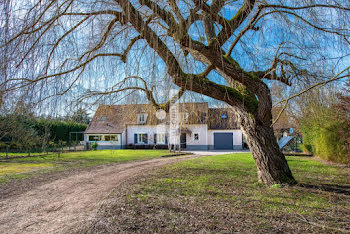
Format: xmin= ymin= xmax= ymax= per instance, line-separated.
xmin=0 ymin=155 xmax=199 ymax=233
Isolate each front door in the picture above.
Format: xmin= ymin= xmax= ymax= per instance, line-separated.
xmin=180 ymin=133 xmax=187 ymax=149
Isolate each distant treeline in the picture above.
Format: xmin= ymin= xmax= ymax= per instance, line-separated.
xmin=0 ymin=114 xmax=87 ymax=150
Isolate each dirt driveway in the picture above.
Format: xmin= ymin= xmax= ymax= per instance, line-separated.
xmin=0 ymin=155 xmax=199 ymax=234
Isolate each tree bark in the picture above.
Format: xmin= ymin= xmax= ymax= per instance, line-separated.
xmin=237 ymin=111 xmax=297 ymax=185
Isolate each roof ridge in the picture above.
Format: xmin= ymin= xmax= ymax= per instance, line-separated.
xmin=97 ymin=102 xmax=209 ymax=107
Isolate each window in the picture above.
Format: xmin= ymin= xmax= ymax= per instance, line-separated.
xmin=138 ymin=114 xmax=147 ymax=124
xmin=104 ymin=135 xmax=119 ymax=141
xmin=89 ymin=135 xmax=101 ymax=141
xmin=221 ymin=114 xmax=227 ymax=119
xmin=100 ymin=116 xmax=106 ymax=122
xmin=194 ymin=133 xmax=199 ymax=141
xmin=137 ymin=133 xmax=147 ymax=143
xmin=157 ymin=133 xmax=166 ymax=144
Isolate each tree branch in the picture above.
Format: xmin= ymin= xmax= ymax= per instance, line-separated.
xmin=216 ymin=0 xmax=256 ymax=45
xmin=262 ymin=4 xmax=350 ymax=11
xmin=83 ymin=76 xmax=186 ymax=112
xmin=121 ymin=35 xmax=143 ymax=63
xmin=116 ymin=0 xmax=258 ymax=113
xmin=226 ymin=6 xmax=262 ymax=56
xmin=161 ymin=88 xmax=186 ymax=112
xmin=272 ymin=65 xmax=350 ymax=126
xmin=139 ymin=0 xmax=178 ymax=32
xmin=250 ymin=71 xmax=291 ymax=86
xmin=1 ymin=53 xmax=123 ymax=89
xmin=45 ymin=16 xmax=91 ymax=73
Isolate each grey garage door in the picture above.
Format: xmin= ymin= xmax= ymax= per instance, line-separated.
xmin=214 ymin=133 xmax=233 ymax=150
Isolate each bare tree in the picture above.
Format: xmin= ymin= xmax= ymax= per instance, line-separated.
xmin=1 ymin=0 xmax=350 ymax=185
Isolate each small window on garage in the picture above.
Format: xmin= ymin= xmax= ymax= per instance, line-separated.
xmin=194 ymin=133 xmax=199 ymax=141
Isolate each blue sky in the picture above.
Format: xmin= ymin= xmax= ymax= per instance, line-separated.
xmin=1 ymin=0 xmax=349 ymax=116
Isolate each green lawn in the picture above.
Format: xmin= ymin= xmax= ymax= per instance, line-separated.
xmin=0 ymin=152 xmax=49 ymax=158
xmin=0 ymin=150 xmax=172 ymax=183
xmin=91 ymin=153 xmax=350 ymax=233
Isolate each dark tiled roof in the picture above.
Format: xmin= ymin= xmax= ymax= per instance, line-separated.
xmin=179 ymin=102 xmax=208 ymax=124
xmin=208 ymin=108 xmax=239 ymax=130
xmin=85 ymin=105 xmax=133 ymax=134
xmin=85 ymin=103 xmax=210 ymax=134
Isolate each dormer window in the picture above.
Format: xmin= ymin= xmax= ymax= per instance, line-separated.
xmin=138 ymin=113 xmax=147 ymax=124
xmin=100 ymin=116 xmax=106 ymax=122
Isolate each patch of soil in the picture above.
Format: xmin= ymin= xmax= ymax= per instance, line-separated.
xmin=0 ymin=155 xmax=199 ymax=233
xmin=0 ymin=162 xmax=92 ymax=199
xmin=79 ymin=182 xmax=322 ymax=233
xmin=79 ymin=165 xmax=350 ymax=233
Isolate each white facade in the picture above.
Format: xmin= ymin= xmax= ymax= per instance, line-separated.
xmin=125 ymin=124 xmax=242 ymax=150
xmin=183 ymin=124 xmax=208 ymax=147
xmin=84 ymin=133 xmax=123 ymax=149
xmin=85 ymin=125 xmax=243 ymax=150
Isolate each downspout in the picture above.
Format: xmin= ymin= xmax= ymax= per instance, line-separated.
xmin=120 ymin=132 xmax=122 ymax=149
xmin=125 ymin=124 xmax=128 ymax=149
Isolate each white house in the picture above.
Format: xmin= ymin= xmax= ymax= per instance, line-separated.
xmin=84 ymin=103 xmax=243 ymax=150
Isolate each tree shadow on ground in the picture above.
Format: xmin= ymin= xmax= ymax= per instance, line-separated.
xmin=299 ymin=183 xmax=350 ymax=196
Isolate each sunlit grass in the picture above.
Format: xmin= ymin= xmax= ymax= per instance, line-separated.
xmin=0 ymin=150 xmax=173 ymax=183
xmin=0 ymin=163 xmax=54 ymax=176
xmin=113 ymin=153 xmax=350 ymax=232
xmin=0 ymin=152 xmax=48 ymax=157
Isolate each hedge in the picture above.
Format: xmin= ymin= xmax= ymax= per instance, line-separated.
xmin=300 ymin=108 xmax=349 ymax=164
xmin=0 ymin=115 xmax=87 ymax=150
xmin=34 ymin=119 xmax=87 ymax=142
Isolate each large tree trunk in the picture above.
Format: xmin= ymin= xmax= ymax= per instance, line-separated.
xmin=238 ymin=112 xmax=297 ymax=185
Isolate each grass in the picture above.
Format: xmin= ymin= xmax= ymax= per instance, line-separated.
xmin=90 ymin=153 xmax=350 ymax=233
xmin=0 ymin=152 xmax=50 ymax=158
xmin=0 ymin=163 xmax=55 ymax=176
xmin=0 ymin=150 xmax=172 ymax=183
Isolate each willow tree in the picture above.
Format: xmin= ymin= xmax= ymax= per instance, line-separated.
xmin=1 ymin=0 xmax=350 ymax=185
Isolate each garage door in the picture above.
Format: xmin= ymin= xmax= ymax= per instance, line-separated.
xmin=214 ymin=133 xmax=233 ymax=150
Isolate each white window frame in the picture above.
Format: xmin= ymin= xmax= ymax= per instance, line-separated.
xmin=137 ymin=133 xmax=147 ymax=144
xmin=157 ymin=133 xmax=166 ymax=144
xmin=138 ymin=113 xmax=147 ymax=124
xmin=193 ymin=133 xmax=200 ymax=141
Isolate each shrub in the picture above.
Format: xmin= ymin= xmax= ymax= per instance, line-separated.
xmin=300 ymin=107 xmax=348 ymax=164
xmin=91 ymin=142 xmax=98 ymax=150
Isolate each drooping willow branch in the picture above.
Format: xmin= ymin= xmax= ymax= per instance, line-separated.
xmin=271 ymin=65 xmax=350 ymax=126
xmin=81 ymin=76 xmax=186 ymax=112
